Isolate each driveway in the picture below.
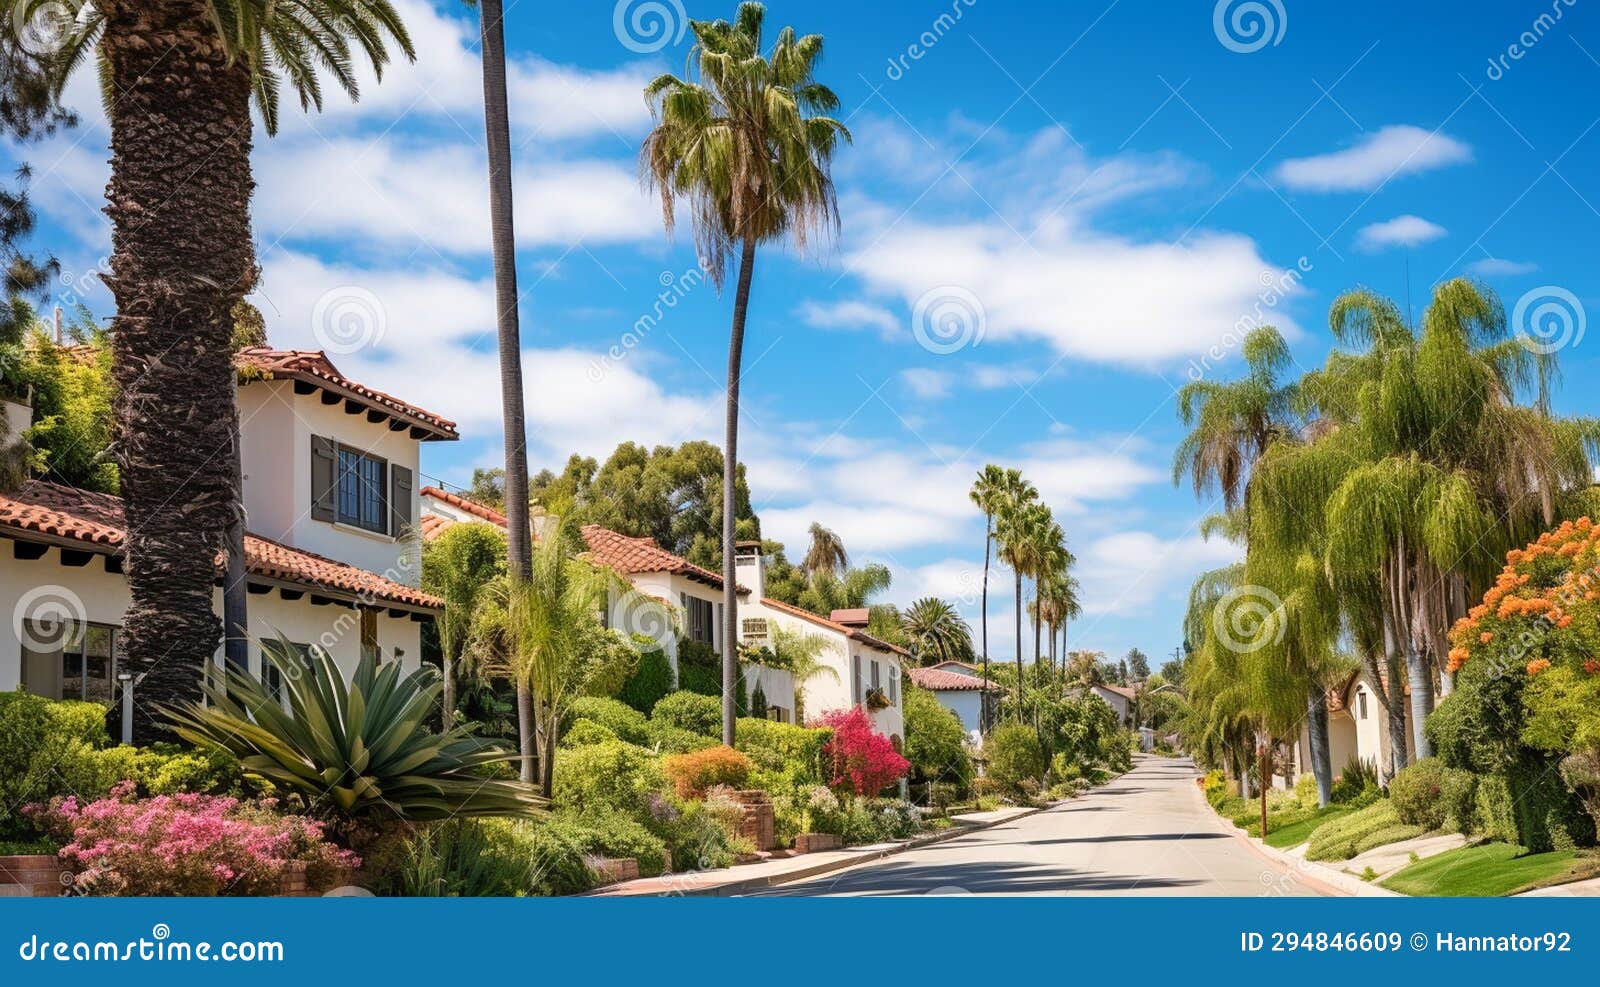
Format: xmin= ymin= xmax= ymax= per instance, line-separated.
xmin=755 ymin=755 xmax=1327 ymax=896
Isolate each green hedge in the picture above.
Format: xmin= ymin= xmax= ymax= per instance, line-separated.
xmin=652 ymin=691 xmax=721 ymax=736
xmin=617 ymin=648 xmax=672 ymax=714
xmin=568 ymin=697 xmax=650 ymax=745
xmin=1305 ymin=800 xmax=1423 ymax=861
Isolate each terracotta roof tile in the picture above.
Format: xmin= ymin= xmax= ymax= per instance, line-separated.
xmin=235 ymin=347 xmax=458 ymax=441
xmin=908 ymin=665 xmax=1001 ymax=691
xmin=419 ymin=486 xmax=508 ymax=526
xmin=0 ymin=481 xmax=440 ymax=610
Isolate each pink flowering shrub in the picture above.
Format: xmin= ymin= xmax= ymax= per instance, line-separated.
xmin=809 ymin=708 xmax=909 ymax=796
xmin=26 ymin=783 xmax=358 ymax=896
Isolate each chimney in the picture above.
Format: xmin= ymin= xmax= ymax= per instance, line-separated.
xmin=733 ymin=539 xmax=766 ymax=599
xmin=830 ymin=608 xmax=870 ymax=629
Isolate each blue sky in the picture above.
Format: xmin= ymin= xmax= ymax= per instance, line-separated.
xmin=9 ymin=0 xmax=1600 ymax=666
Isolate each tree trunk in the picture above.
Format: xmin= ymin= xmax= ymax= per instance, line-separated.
xmin=720 ymin=235 xmax=758 ymax=747
xmin=477 ymin=0 xmax=538 ymax=782
xmin=1306 ymin=690 xmax=1333 ymax=807
xmin=1013 ymin=567 xmax=1024 ymax=716
xmin=979 ymin=514 xmax=991 ymax=733
xmin=1385 ymin=650 xmax=1409 ymax=779
xmin=1237 ymin=747 xmax=1252 ymax=799
xmin=1406 ymin=643 xmax=1434 ymax=760
xmin=100 ymin=1 xmax=254 ymax=743
xmin=441 ymin=650 xmax=455 ymax=731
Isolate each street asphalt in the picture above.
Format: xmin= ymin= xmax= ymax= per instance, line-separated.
xmin=754 ymin=755 xmax=1328 ymax=896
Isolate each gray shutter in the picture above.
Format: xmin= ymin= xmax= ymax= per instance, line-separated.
xmin=389 ymin=464 xmax=413 ymax=535
xmin=310 ymin=435 xmax=337 ymax=522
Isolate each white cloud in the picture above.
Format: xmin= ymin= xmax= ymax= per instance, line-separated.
xmin=1356 ymin=214 xmax=1447 ymax=250
xmin=1076 ymin=531 xmax=1240 ymax=617
xmin=1466 ymin=257 xmax=1539 ymax=277
xmin=899 ymin=368 xmax=953 ymax=399
xmin=798 ymin=299 xmax=901 ymax=338
xmin=1274 ymin=125 xmax=1472 ymax=192
xmin=845 ymin=216 xmax=1302 ymax=366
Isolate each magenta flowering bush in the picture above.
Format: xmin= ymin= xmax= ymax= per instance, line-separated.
xmin=26 ymin=783 xmax=359 ymax=896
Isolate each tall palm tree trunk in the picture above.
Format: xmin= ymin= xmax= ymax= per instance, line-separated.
xmin=1306 ymin=689 xmax=1333 ymax=807
xmin=477 ymin=0 xmax=538 ymax=782
xmin=720 ymin=235 xmax=757 ymax=747
xmin=979 ymin=515 xmax=991 ymax=731
xmin=1405 ymin=643 xmax=1434 ymax=760
xmin=1013 ymin=568 xmax=1023 ymax=715
xmin=102 ymin=0 xmax=254 ymax=743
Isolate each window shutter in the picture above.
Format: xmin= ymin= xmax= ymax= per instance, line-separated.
xmin=310 ymin=435 xmax=337 ymax=522
xmin=389 ymin=464 xmax=413 ymax=536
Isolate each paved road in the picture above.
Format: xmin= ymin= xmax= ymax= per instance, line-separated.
xmin=757 ymin=755 xmax=1327 ymax=896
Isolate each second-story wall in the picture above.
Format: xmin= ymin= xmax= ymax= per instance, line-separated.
xmin=239 ymin=379 xmax=421 ymax=584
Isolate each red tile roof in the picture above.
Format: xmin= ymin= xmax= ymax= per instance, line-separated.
xmin=418 ymin=492 xmax=741 ymax=593
xmin=908 ymin=664 xmax=1001 ymax=691
xmin=0 ymin=481 xmax=441 ymax=610
xmin=235 ymin=347 xmax=458 ymax=441
xmin=759 ymin=596 xmax=911 ymax=659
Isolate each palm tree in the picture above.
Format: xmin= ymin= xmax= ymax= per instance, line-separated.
xmin=1036 ymin=567 xmax=1081 ymax=675
xmin=28 ymin=1 xmax=413 ymax=741
xmin=969 ymin=464 xmax=1017 ymax=718
xmin=470 ymin=0 xmax=539 ymax=782
xmin=994 ymin=483 xmax=1043 ymax=714
xmin=899 ymin=597 xmax=973 ymax=666
xmin=469 ymin=516 xmax=628 ymax=797
xmin=801 ymin=521 xmax=848 ymax=578
xmin=768 ymin=622 xmax=836 ymax=722
xmin=641 ymin=1 xmax=849 ymax=746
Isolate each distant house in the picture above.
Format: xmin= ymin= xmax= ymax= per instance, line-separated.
xmin=418 ymin=501 xmax=910 ymax=740
xmin=0 ymin=348 xmax=450 ymax=711
xmin=1087 ymin=682 xmax=1138 ymax=727
xmin=907 ymin=660 xmax=1001 ymax=745
xmin=1289 ymin=674 xmax=1415 ymax=786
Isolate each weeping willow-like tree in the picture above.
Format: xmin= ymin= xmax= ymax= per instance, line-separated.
xmin=1176 ymin=563 xmax=1262 ymax=798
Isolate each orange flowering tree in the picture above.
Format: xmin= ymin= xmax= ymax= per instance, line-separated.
xmin=1446 ymin=516 xmax=1600 ymax=680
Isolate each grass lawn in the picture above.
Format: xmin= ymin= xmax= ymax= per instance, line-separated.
xmin=1262 ymin=806 xmax=1353 ymax=849
xmin=1380 ymin=843 xmax=1600 ymax=897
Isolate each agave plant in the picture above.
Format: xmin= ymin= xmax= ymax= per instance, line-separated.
xmin=163 ymin=638 xmax=541 ymax=829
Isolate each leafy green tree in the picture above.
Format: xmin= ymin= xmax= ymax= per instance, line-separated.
xmin=1126 ymin=648 xmax=1151 ymax=680
xmin=18 ymin=0 xmax=414 ymax=742
xmin=642 ymin=1 xmax=849 ymax=745
xmin=801 ymin=521 xmax=848 ymax=578
xmin=903 ymin=686 xmax=971 ymax=790
xmin=421 ymin=520 xmax=508 ymax=728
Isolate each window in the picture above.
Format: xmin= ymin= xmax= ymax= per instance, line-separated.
xmin=1357 ymin=690 xmax=1368 ymax=720
xmin=765 ymin=705 xmax=789 ymax=724
xmin=337 ymin=447 xmax=388 ymax=533
xmin=261 ymin=640 xmax=312 ymax=704
xmin=888 ymin=666 xmax=899 ymax=705
xmin=61 ymin=623 xmax=117 ymax=703
xmin=851 ymin=655 xmax=862 ymax=704
xmin=870 ymin=660 xmax=881 ymax=691
xmin=685 ymin=595 xmax=715 ymax=645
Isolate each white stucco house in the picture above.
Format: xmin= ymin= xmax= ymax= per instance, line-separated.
xmin=1289 ymin=674 xmax=1416 ymax=786
xmin=419 ymin=501 xmax=908 ymax=742
xmin=1086 ymin=682 xmax=1138 ymax=727
xmin=0 ymin=347 xmax=449 ymax=712
xmin=907 ymin=660 xmax=1000 ymax=745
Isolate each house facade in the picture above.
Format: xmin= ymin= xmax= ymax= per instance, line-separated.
xmin=0 ymin=348 xmax=449 ymax=714
xmin=419 ymin=499 xmax=907 ymax=741
xmin=907 ymin=660 xmax=1000 ymax=745
xmin=1289 ymin=675 xmax=1416 ymax=786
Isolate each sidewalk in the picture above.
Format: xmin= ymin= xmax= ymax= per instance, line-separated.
xmin=586 ymin=805 xmax=1048 ymax=897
